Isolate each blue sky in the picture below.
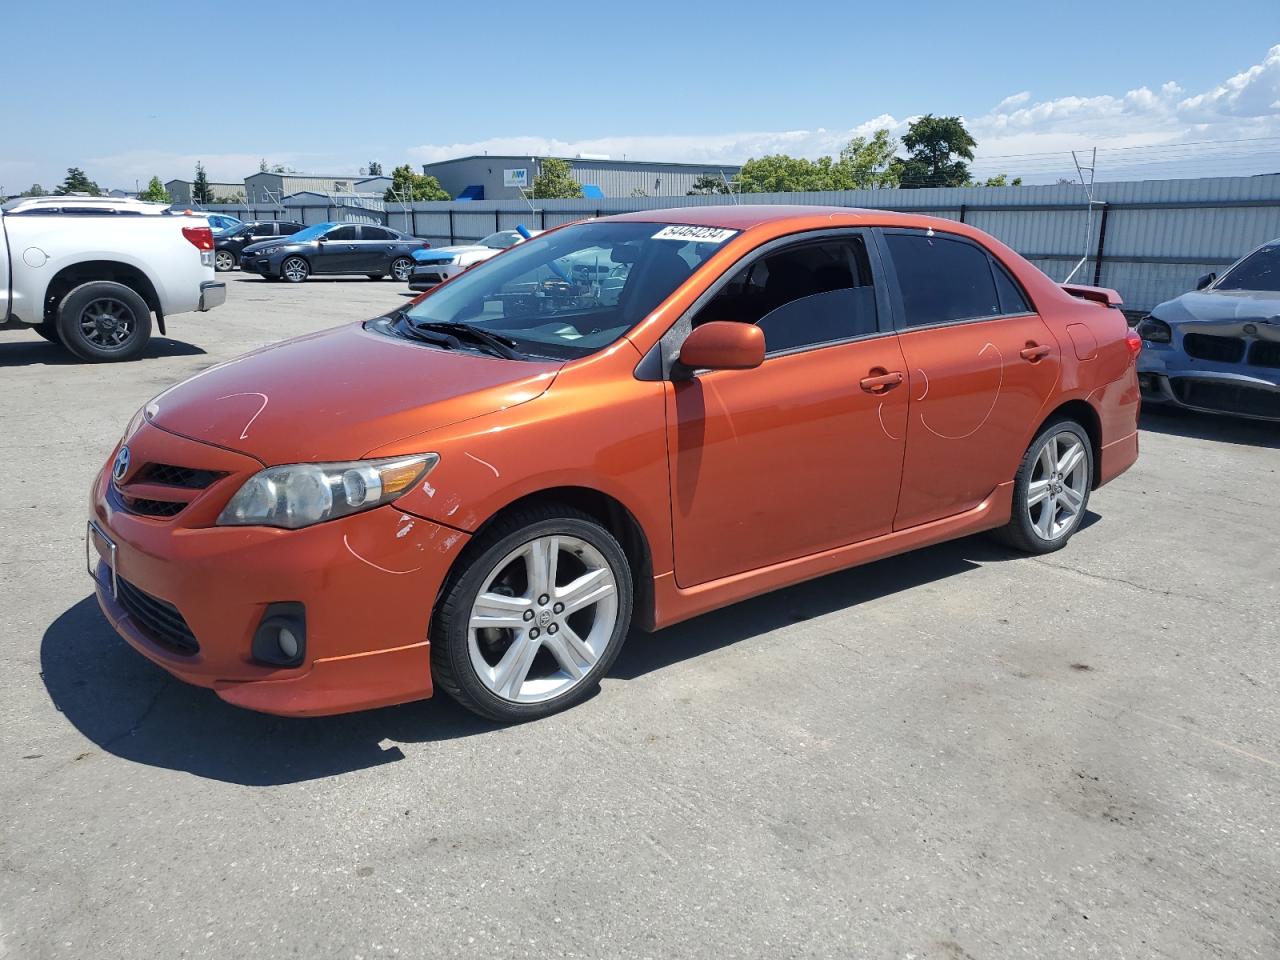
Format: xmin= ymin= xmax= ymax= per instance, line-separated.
xmin=4 ymin=1 xmax=1278 ymax=191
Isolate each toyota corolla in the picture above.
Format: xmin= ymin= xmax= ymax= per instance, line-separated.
xmin=88 ymin=206 xmax=1140 ymax=721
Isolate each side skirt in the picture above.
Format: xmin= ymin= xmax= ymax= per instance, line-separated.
xmin=649 ymin=481 xmax=1014 ymax=630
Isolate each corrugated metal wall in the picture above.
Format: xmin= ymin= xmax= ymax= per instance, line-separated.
xmin=203 ymin=175 xmax=1280 ymax=310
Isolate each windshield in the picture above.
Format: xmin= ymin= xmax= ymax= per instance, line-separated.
xmin=479 ymin=231 xmax=520 ymax=250
xmin=1215 ymin=243 xmax=1280 ymax=292
xmin=401 ymin=221 xmax=736 ymax=359
xmin=286 ymin=222 xmax=338 ymax=243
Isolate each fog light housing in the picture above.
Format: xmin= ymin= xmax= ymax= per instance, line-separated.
xmin=252 ymin=602 xmax=306 ymax=667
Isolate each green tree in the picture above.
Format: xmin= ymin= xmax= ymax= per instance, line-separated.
xmin=20 ymin=183 xmax=46 ymax=197
xmin=259 ymin=158 xmax=296 ymax=174
xmin=54 ymin=167 xmax=100 ymax=196
xmin=383 ymin=164 xmax=450 ymax=202
xmin=137 ymin=176 xmax=171 ymax=202
xmin=367 ymin=161 xmax=383 ymax=176
xmin=687 ymin=173 xmax=733 ymax=195
xmin=193 ymin=162 xmax=213 ymax=203
xmin=530 ymin=158 xmax=583 ymax=199
xmin=735 ymin=130 xmax=900 ymax=193
xmin=891 ymin=115 xmax=977 ymax=189
xmin=976 ymin=174 xmax=1022 ymax=187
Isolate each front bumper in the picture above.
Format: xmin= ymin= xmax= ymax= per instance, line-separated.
xmin=1138 ymin=334 xmax=1280 ymax=421
xmin=408 ymin=263 xmax=460 ymax=290
xmin=199 ymin=280 xmax=226 ymax=311
xmin=239 ymin=254 xmax=278 ymax=277
xmin=88 ymin=424 xmax=470 ymax=716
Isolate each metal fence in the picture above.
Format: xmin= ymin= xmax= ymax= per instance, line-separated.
xmin=200 ymin=175 xmax=1280 ymax=311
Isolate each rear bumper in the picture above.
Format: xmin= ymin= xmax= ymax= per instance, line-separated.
xmin=198 ymin=281 xmax=226 ymax=311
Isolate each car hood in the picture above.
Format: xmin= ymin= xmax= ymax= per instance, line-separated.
xmin=241 ymin=238 xmax=295 ymax=255
xmin=1153 ymin=289 xmax=1280 ymax=336
xmin=144 ymin=322 xmax=561 ymax=464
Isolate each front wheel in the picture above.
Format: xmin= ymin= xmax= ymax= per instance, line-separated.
xmin=281 ymin=256 xmax=309 ymax=283
xmin=993 ymin=419 xmax=1093 ymax=554
xmin=431 ymin=505 xmax=634 ymax=722
xmin=390 ymin=257 xmax=413 ymax=282
xmin=214 ymin=249 xmax=236 ymax=272
xmin=55 ymin=281 xmax=152 ymax=362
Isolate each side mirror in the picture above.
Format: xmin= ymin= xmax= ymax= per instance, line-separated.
xmin=316 ymin=234 xmax=327 ymax=242
xmin=1195 ymin=272 xmax=1216 ymax=290
xmin=677 ymin=322 xmax=765 ymax=374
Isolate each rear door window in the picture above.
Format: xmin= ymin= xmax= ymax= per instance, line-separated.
xmin=277 ymin=222 xmax=302 ymax=236
xmin=884 ymin=232 xmax=1001 ymax=328
xmin=327 ymin=225 xmax=358 ymax=241
xmin=360 ymin=226 xmax=392 ymax=241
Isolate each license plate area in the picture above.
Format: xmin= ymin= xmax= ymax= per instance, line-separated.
xmin=86 ymin=520 xmax=118 ymax=599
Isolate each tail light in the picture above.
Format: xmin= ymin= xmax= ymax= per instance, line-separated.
xmin=1125 ymin=328 xmax=1142 ymax=361
xmin=182 ymin=226 xmax=214 ymax=251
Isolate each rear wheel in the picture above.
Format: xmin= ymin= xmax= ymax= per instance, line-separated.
xmin=214 ymin=249 xmax=236 ymax=272
xmin=390 ymin=257 xmax=414 ymax=282
xmin=993 ymin=418 xmax=1093 ymax=554
xmin=431 ymin=505 xmax=633 ymax=722
xmin=55 ymin=281 xmax=152 ymax=362
xmin=281 ymin=256 xmax=309 ymax=283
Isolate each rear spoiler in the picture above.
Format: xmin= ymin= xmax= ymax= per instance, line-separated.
xmin=1061 ymin=283 xmax=1123 ymax=307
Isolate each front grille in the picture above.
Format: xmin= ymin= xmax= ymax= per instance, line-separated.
xmin=1183 ymin=333 xmax=1245 ymax=363
xmin=1172 ymin=379 xmax=1280 ymax=419
xmin=124 ymin=497 xmax=187 ymax=518
xmin=117 ymin=577 xmax=199 ymax=655
xmin=133 ymin=463 xmax=223 ymax=489
xmin=1248 ymin=339 xmax=1280 ymax=369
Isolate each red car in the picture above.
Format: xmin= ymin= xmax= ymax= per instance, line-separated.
xmin=89 ymin=206 xmax=1140 ymax=721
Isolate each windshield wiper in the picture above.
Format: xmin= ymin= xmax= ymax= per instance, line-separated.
xmin=407 ymin=319 xmax=522 ymax=359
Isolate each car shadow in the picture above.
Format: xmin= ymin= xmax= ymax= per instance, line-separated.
xmin=41 ymin=527 xmax=1090 ymax=787
xmin=0 ymin=337 xmax=206 ymax=368
xmin=1140 ymin=407 xmax=1280 ymax=449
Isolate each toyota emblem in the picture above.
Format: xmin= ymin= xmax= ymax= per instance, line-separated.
xmin=112 ymin=445 xmax=131 ymax=482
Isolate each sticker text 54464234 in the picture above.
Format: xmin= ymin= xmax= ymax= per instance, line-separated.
xmin=651 ymin=225 xmax=738 ymax=244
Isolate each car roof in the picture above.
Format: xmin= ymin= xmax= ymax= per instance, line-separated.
xmin=602 ymin=203 xmax=956 ymax=232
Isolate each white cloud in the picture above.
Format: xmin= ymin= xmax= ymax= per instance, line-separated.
xmin=403 ymin=44 xmax=1280 ymax=181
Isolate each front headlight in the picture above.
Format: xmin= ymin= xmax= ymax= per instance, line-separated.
xmin=1136 ymin=315 xmax=1172 ymax=344
xmin=261 ymin=246 xmax=282 ymax=257
xmin=217 ymin=454 xmax=438 ymax=529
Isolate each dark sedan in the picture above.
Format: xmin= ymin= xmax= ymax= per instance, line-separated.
xmin=1137 ymin=238 xmax=1280 ymax=420
xmin=214 ymin=220 xmax=305 ymax=272
xmin=239 ymin=222 xmax=428 ymax=283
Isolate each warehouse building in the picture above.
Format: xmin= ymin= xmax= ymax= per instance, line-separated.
xmin=242 ymin=172 xmax=390 ymax=204
xmin=165 ymin=179 xmax=246 ymax=204
xmin=420 ymin=155 xmax=741 ymax=201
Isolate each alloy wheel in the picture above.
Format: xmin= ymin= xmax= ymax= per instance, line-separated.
xmin=391 ymin=257 xmax=412 ymax=281
xmin=1027 ymin=430 xmax=1089 ymax=541
xmin=282 ymin=257 xmax=308 ymax=282
xmin=467 ymin=534 xmax=619 ymax=703
xmin=78 ymin=297 xmax=137 ymax=351
xmin=215 ymin=250 xmax=235 ymax=271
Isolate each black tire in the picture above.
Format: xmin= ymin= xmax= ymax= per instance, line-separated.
xmin=992 ymin=418 xmax=1094 ymax=555
xmin=34 ymin=319 xmax=62 ymax=343
xmin=214 ymin=249 xmax=237 ymax=272
xmin=431 ymin=504 xmax=634 ymax=722
xmin=55 ymin=281 xmax=152 ymax=362
xmin=366 ymin=273 xmax=385 ymax=280
xmin=390 ymin=257 xmax=413 ymax=282
xmin=280 ymin=256 xmax=309 ymax=283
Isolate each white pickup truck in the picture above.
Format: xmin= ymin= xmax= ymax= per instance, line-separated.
xmin=0 ymin=196 xmax=226 ymax=361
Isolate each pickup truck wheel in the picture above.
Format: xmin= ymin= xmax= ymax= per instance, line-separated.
xmin=214 ymin=250 xmax=236 ymax=272
xmin=56 ymin=281 xmax=152 ymax=362
xmin=281 ymin=256 xmax=309 ymax=283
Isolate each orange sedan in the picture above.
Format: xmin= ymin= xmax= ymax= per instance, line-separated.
xmin=88 ymin=206 xmax=1140 ymax=721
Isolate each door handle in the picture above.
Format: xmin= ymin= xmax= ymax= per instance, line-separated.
xmin=1020 ymin=343 xmax=1051 ymax=362
xmin=860 ymin=369 xmax=904 ymax=393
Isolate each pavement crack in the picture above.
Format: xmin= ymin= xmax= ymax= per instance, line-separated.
xmin=102 ymin=676 xmax=172 ymax=749
xmin=1027 ymin=556 xmax=1224 ymax=606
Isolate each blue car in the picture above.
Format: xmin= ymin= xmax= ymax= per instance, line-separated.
xmin=1136 ymin=238 xmax=1280 ymax=421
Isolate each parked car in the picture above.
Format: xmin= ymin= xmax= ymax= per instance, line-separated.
xmin=408 ymin=229 xmax=540 ymax=291
xmin=214 ymin=220 xmax=305 ymax=271
xmin=5 ymin=196 xmax=173 ymax=216
xmin=88 ymin=206 xmax=1139 ymax=721
xmin=1136 ymin=238 xmax=1280 ymax=420
xmin=240 ymin=221 xmax=427 ymax=282
xmin=1 ymin=198 xmax=224 ymax=361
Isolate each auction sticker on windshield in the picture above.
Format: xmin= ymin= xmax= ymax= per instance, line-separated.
xmin=651 ymin=225 xmax=738 ymax=244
